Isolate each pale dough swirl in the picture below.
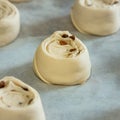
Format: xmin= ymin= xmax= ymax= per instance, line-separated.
xmin=0 ymin=76 xmax=45 ymax=120
xmin=0 ymin=0 xmax=20 ymax=47
xmin=0 ymin=81 xmax=34 ymax=108
xmin=34 ymin=31 xmax=91 ymax=85
xmin=71 ymin=0 xmax=120 ymax=36
xmin=46 ymin=31 xmax=83 ymax=58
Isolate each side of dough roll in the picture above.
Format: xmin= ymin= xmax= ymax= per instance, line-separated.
xmin=34 ymin=31 xmax=91 ymax=85
xmin=0 ymin=0 xmax=20 ymax=47
xmin=71 ymin=0 xmax=120 ymax=36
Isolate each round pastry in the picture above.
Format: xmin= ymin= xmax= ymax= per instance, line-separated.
xmin=0 ymin=76 xmax=45 ymax=120
xmin=34 ymin=31 xmax=91 ymax=85
xmin=71 ymin=0 xmax=120 ymax=36
xmin=0 ymin=0 xmax=20 ymax=47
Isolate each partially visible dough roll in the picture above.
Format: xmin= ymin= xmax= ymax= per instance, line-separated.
xmin=71 ymin=0 xmax=120 ymax=36
xmin=34 ymin=31 xmax=91 ymax=85
xmin=0 ymin=76 xmax=45 ymax=120
xmin=0 ymin=0 xmax=20 ymax=47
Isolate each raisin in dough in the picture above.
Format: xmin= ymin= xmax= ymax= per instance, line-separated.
xmin=71 ymin=0 xmax=120 ymax=36
xmin=0 ymin=0 xmax=20 ymax=47
xmin=0 ymin=76 xmax=45 ymax=120
xmin=34 ymin=31 xmax=91 ymax=85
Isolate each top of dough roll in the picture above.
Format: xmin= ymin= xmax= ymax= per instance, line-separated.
xmin=0 ymin=76 xmax=46 ymax=120
xmin=45 ymin=31 xmax=83 ymax=59
xmin=0 ymin=77 xmax=34 ymax=109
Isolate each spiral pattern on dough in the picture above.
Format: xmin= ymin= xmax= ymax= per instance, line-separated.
xmin=0 ymin=1 xmax=16 ymax=19
xmin=0 ymin=76 xmax=45 ymax=120
xmin=0 ymin=80 xmax=34 ymax=108
xmin=44 ymin=31 xmax=83 ymax=58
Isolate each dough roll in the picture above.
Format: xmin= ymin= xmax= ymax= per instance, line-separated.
xmin=0 ymin=76 xmax=45 ymax=120
xmin=34 ymin=31 xmax=91 ymax=85
xmin=71 ymin=0 xmax=120 ymax=36
xmin=0 ymin=0 xmax=20 ymax=47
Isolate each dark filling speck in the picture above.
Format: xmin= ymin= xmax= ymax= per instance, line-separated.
xmin=0 ymin=81 xmax=5 ymax=88
xmin=21 ymin=87 xmax=29 ymax=91
xmin=62 ymin=34 xmax=68 ymax=38
xmin=26 ymin=95 xmax=30 ymax=98
xmin=28 ymin=99 xmax=33 ymax=105
xmin=113 ymin=1 xmax=119 ymax=4
xmin=69 ymin=48 xmax=76 ymax=52
xmin=59 ymin=40 xmax=68 ymax=45
xmin=69 ymin=35 xmax=75 ymax=40
xmin=11 ymin=89 xmax=16 ymax=92
xmin=19 ymin=102 xmax=23 ymax=105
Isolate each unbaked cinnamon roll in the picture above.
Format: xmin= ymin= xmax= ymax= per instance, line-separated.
xmin=0 ymin=0 xmax=20 ymax=47
xmin=0 ymin=76 xmax=45 ymax=120
xmin=33 ymin=31 xmax=91 ymax=85
xmin=71 ymin=0 xmax=120 ymax=36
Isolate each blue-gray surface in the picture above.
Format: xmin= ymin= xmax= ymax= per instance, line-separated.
xmin=0 ymin=0 xmax=120 ymax=120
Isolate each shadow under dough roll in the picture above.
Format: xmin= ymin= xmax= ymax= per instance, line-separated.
xmin=0 ymin=0 xmax=20 ymax=47
xmin=0 ymin=76 xmax=45 ymax=120
xmin=71 ymin=0 xmax=120 ymax=36
xmin=34 ymin=31 xmax=91 ymax=85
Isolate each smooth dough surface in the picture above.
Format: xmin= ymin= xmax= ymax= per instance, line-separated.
xmin=34 ymin=31 xmax=91 ymax=85
xmin=0 ymin=76 xmax=45 ymax=120
xmin=0 ymin=0 xmax=20 ymax=47
xmin=71 ymin=0 xmax=120 ymax=36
